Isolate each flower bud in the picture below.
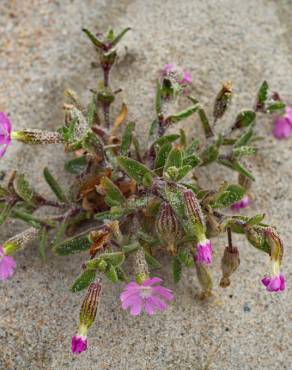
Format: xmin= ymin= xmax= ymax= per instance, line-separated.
xmin=195 ymin=261 xmax=213 ymax=299
xmin=213 ymin=81 xmax=232 ymax=123
xmin=156 ymin=202 xmax=180 ymax=255
xmin=220 ymin=246 xmax=240 ymax=288
xmin=11 ymin=130 xmax=63 ymax=144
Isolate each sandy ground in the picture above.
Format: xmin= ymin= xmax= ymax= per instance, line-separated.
xmin=0 ymin=0 xmax=291 ymax=369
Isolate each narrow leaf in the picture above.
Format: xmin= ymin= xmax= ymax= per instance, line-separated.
xmin=71 ymin=269 xmax=96 ymax=292
xmin=54 ymin=233 xmax=91 ymax=255
xmin=117 ymin=156 xmax=154 ymax=185
xmin=172 ymin=256 xmax=182 ymax=283
xmin=120 ymin=121 xmax=135 ymax=155
xmin=43 ymin=167 xmax=68 ymax=203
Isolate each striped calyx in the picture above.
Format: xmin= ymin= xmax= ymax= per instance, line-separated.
xmin=213 ymin=81 xmax=232 ymax=122
xmin=11 ymin=129 xmax=64 ymax=144
xmin=156 ymin=202 xmax=180 ymax=255
xmin=220 ymin=246 xmax=240 ymax=288
xmin=183 ymin=189 xmax=205 ymax=238
xmin=265 ymin=227 xmax=283 ymax=264
xmin=3 ymin=227 xmax=39 ymax=255
xmin=80 ymin=280 xmax=102 ymax=329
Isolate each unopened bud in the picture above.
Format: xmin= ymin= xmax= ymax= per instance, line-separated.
xmin=195 ymin=261 xmax=213 ymax=298
xmin=80 ymin=280 xmax=102 ymax=329
xmin=220 ymin=246 xmax=240 ymax=288
xmin=213 ymin=81 xmax=232 ymax=123
xmin=4 ymin=227 xmax=39 ymax=255
xmin=156 ymin=202 xmax=180 ymax=255
xmin=11 ymin=130 xmax=63 ymax=144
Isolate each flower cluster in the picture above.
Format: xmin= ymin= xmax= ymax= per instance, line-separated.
xmin=0 ymin=27 xmax=287 ymax=356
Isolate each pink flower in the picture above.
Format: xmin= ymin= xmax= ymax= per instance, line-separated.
xmin=162 ymin=64 xmax=192 ymax=85
xmin=0 ymin=245 xmax=16 ymax=281
xmin=230 ymin=195 xmax=251 ymax=211
xmin=120 ymin=277 xmax=174 ymax=316
xmin=261 ymin=274 xmax=285 ymax=292
xmin=273 ymin=107 xmax=292 ymax=139
xmin=196 ymin=239 xmax=212 ymax=265
xmin=0 ymin=112 xmax=12 ymax=157
xmin=71 ymin=334 xmax=87 ymax=354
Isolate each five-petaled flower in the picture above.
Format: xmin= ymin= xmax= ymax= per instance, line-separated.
xmin=231 ymin=195 xmax=251 ymax=211
xmin=0 ymin=244 xmax=16 ymax=281
xmin=120 ymin=277 xmax=174 ymax=316
xmin=0 ymin=112 xmax=12 ymax=157
xmin=273 ymin=107 xmax=292 ymax=139
xmin=196 ymin=238 xmax=212 ymax=265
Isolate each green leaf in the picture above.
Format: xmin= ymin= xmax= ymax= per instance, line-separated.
xmin=257 ymin=81 xmax=269 ymax=105
xmin=111 ymin=27 xmax=131 ymax=47
xmin=198 ymin=107 xmax=214 ymax=138
xmin=232 ymin=110 xmax=256 ymax=130
xmin=155 ymin=80 xmax=162 ymax=115
xmin=39 ymin=227 xmax=48 ymax=261
xmin=14 ymin=174 xmax=38 ymax=206
xmin=148 ymin=120 xmax=159 ymax=141
xmin=232 ymin=160 xmax=255 ymax=181
xmin=154 ymin=134 xmax=180 ymax=147
xmin=178 ymin=248 xmax=195 ymax=268
xmin=172 ymin=256 xmax=182 ymax=283
xmin=233 ymin=126 xmax=254 ymax=148
xmin=185 ymin=138 xmax=200 ymax=156
xmin=154 ymin=143 xmax=172 ymax=169
xmin=87 ymin=252 xmax=125 ymax=268
xmin=211 ymin=184 xmax=245 ymax=208
xmin=82 ymin=28 xmax=106 ymax=50
xmin=183 ymin=154 xmax=201 ymax=168
xmin=232 ymin=146 xmax=257 ymax=158
xmin=200 ymin=144 xmax=219 ymax=165
xmin=165 ymin=186 xmax=186 ymax=223
xmin=82 ymin=131 xmax=104 ymax=154
xmin=180 ymin=129 xmax=187 ymax=147
xmin=100 ymin=177 xmax=126 ymax=206
xmin=164 ymin=147 xmax=183 ymax=173
xmin=54 ymin=233 xmax=91 ymax=255
xmin=65 ymin=156 xmax=87 ymax=175
xmin=267 ymin=101 xmax=285 ymax=113
xmin=11 ymin=209 xmax=46 ymax=229
xmin=105 ymin=264 xmax=119 ymax=283
xmin=0 ymin=202 xmax=14 ymax=226
xmin=166 ymin=105 xmax=199 ymax=124
xmin=71 ymin=269 xmax=96 ymax=292
xmin=122 ymin=242 xmax=140 ymax=253
xmin=144 ymin=250 xmax=162 ymax=269
xmin=43 ymin=167 xmax=68 ymax=203
xmin=246 ymin=214 xmax=265 ymax=226
xmin=120 ymin=121 xmax=135 ymax=155
xmin=117 ymin=156 xmax=154 ymax=185
xmin=176 ymin=165 xmax=192 ymax=180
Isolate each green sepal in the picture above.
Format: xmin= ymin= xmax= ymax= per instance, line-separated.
xmin=120 ymin=121 xmax=135 ymax=155
xmin=117 ymin=156 xmax=154 ymax=185
xmin=71 ymin=269 xmax=97 ymax=293
xmin=53 ymin=233 xmax=91 ymax=255
xmin=172 ymin=256 xmax=182 ymax=283
xmin=43 ymin=167 xmax=68 ymax=203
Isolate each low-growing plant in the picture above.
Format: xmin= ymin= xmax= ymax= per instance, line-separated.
xmin=0 ymin=27 xmax=286 ymax=354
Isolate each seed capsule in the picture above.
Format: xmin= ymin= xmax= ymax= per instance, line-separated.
xmin=80 ymin=280 xmax=102 ymax=329
xmin=220 ymin=246 xmax=240 ymax=288
xmin=156 ymin=202 xmax=180 ymax=255
xmin=213 ymin=81 xmax=232 ymax=123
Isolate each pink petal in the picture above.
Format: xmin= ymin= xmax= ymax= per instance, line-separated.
xmin=129 ymin=298 xmax=143 ymax=316
xmin=273 ymin=117 xmax=292 ymax=139
xmin=120 ymin=289 xmax=140 ymax=303
xmin=280 ymin=274 xmax=286 ymax=291
xmin=152 ymin=286 xmax=174 ymax=301
xmin=147 ymin=296 xmax=167 ymax=312
xmin=121 ymin=294 xmax=142 ymax=310
xmin=261 ymin=276 xmax=271 ymax=287
xmin=142 ymin=277 xmax=163 ymax=286
xmin=71 ymin=335 xmax=87 ymax=354
xmin=0 ymin=256 xmax=16 ymax=280
xmin=144 ymin=299 xmax=156 ymax=315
